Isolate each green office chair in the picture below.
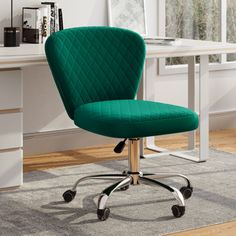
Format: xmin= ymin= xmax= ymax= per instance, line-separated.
xmin=45 ymin=27 xmax=199 ymax=221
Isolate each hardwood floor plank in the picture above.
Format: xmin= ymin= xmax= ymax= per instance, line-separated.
xmin=167 ymin=221 xmax=236 ymax=236
xmin=24 ymin=129 xmax=236 ymax=173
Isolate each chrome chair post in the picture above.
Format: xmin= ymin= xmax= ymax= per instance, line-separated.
xmin=128 ymin=139 xmax=140 ymax=185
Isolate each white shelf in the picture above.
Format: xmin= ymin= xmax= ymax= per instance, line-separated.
xmin=0 ymin=44 xmax=47 ymax=69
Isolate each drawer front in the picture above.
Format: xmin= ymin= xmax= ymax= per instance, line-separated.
xmin=0 ymin=112 xmax=22 ymax=150
xmin=0 ymin=70 xmax=22 ymax=110
xmin=0 ymin=149 xmax=22 ymax=188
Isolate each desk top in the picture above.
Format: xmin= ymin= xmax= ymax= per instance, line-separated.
xmin=146 ymin=38 xmax=236 ymax=58
xmin=0 ymin=44 xmax=46 ymax=69
xmin=1 ymin=39 xmax=236 ymax=68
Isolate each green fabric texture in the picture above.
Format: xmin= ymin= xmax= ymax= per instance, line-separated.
xmin=45 ymin=27 xmax=199 ymax=139
xmin=45 ymin=27 xmax=146 ymax=119
xmin=75 ymin=100 xmax=199 ymax=138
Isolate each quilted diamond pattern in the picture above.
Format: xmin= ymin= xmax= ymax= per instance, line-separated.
xmin=45 ymin=27 xmax=146 ymax=119
xmin=75 ymin=100 xmax=199 ymax=138
xmin=45 ymin=27 xmax=199 ymax=139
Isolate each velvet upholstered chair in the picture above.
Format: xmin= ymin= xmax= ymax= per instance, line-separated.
xmin=45 ymin=27 xmax=199 ymax=221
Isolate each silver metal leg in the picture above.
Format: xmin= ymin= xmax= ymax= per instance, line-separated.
xmin=97 ymin=176 xmax=132 ymax=210
xmin=143 ymin=173 xmax=191 ymax=188
xmin=140 ymin=177 xmax=185 ymax=207
xmin=71 ymin=174 xmax=126 ymax=192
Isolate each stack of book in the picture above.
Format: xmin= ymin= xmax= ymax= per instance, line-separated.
xmin=22 ymin=2 xmax=63 ymax=44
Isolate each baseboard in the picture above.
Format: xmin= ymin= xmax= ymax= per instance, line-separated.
xmin=23 ymin=128 xmax=117 ymax=156
xmin=23 ymin=109 xmax=236 ymax=156
xmin=209 ymin=109 xmax=236 ymax=130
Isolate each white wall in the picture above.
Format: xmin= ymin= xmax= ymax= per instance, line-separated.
xmin=0 ymin=0 xmax=108 ymax=44
xmin=0 ymin=0 xmax=235 ymax=155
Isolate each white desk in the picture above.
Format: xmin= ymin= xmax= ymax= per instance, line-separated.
xmin=0 ymin=44 xmax=46 ymax=188
xmin=139 ymin=39 xmax=236 ymax=162
xmin=0 ymin=44 xmax=46 ymax=69
xmin=1 ymin=39 xmax=236 ymax=189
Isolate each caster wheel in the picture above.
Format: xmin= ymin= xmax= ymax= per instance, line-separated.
xmin=180 ymin=186 xmax=193 ymax=200
xmin=63 ymin=190 xmax=76 ymax=203
xmin=97 ymin=208 xmax=110 ymax=221
xmin=120 ymin=185 xmax=129 ymax=191
xmin=171 ymin=205 xmax=185 ymax=218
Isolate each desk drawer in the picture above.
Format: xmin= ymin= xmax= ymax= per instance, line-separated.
xmin=0 ymin=149 xmax=22 ymax=188
xmin=0 ymin=112 xmax=22 ymax=150
xmin=0 ymin=70 xmax=22 ymax=110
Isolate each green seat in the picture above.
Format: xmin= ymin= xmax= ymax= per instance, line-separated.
xmin=75 ymin=100 xmax=198 ymax=138
xmin=45 ymin=26 xmax=199 ymax=221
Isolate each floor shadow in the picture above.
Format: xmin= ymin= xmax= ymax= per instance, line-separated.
xmin=41 ymin=194 xmax=176 ymax=225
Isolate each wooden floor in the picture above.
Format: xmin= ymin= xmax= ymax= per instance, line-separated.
xmin=24 ymin=129 xmax=236 ymax=173
xmin=24 ymin=129 xmax=236 ymax=236
xmin=168 ymin=221 xmax=236 ymax=236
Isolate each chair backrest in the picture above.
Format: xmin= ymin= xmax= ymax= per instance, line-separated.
xmin=45 ymin=27 xmax=146 ymax=120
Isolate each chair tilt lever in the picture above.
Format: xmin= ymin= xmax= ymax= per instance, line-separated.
xmin=114 ymin=138 xmax=127 ymax=153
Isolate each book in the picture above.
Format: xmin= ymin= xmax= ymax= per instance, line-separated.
xmin=58 ymin=8 xmax=64 ymax=31
xmin=22 ymin=7 xmax=42 ymax=43
xmin=40 ymin=5 xmax=50 ymax=43
xmin=23 ymin=2 xmax=60 ymax=43
xmin=54 ymin=3 xmax=59 ymax=32
xmin=41 ymin=2 xmax=59 ymax=34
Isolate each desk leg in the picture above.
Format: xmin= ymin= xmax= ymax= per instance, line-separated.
xmin=138 ymin=62 xmax=146 ymax=158
xmin=139 ymin=59 xmax=168 ymax=158
xmin=141 ymin=56 xmax=207 ymax=162
xmin=187 ymin=56 xmax=196 ymax=150
xmin=198 ymin=55 xmax=209 ymax=161
xmin=171 ymin=56 xmax=207 ymax=162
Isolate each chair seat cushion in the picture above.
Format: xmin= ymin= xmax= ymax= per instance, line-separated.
xmin=74 ymin=100 xmax=199 ymax=138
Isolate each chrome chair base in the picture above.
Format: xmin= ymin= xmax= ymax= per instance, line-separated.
xmin=62 ymin=139 xmax=193 ymax=221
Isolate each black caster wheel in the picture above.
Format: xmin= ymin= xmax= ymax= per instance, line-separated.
xmin=63 ymin=190 xmax=76 ymax=203
xmin=120 ymin=185 xmax=129 ymax=191
xmin=171 ymin=205 xmax=185 ymax=218
xmin=180 ymin=186 xmax=193 ymax=200
xmin=97 ymin=208 xmax=110 ymax=221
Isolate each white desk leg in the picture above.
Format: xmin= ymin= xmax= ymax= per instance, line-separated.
xmin=146 ymin=56 xmax=199 ymax=157
xmin=170 ymin=56 xmax=208 ymax=162
xmin=146 ymin=136 xmax=168 ymax=152
xmin=187 ymin=56 xmax=196 ymax=150
xmin=141 ymin=56 xmax=206 ymax=162
xmin=137 ymin=62 xmax=146 ymax=158
xmin=137 ymin=59 xmax=166 ymax=158
xmin=139 ymin=59 xmax=167 ymax=158
xmin=199 ymin=55 xmax=209 ymax=161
